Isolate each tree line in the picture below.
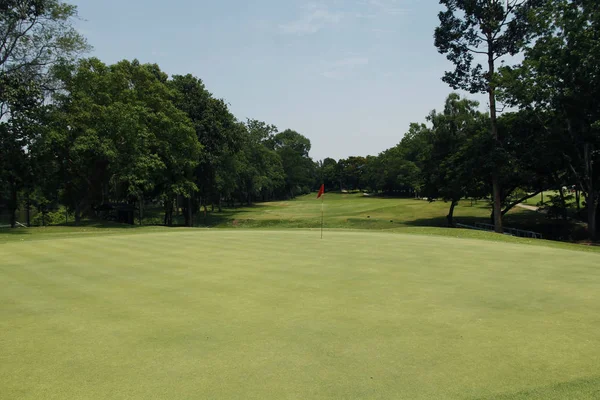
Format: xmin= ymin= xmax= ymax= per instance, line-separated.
xmin=1 ymin=0 xmax=599 ymax=240
xmin=0 ymin=1 xmax=320 ymax=228
xmin=313 ymin=0 xmax=600 ymax=240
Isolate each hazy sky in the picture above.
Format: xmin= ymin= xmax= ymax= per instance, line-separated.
xmin=72 ymin=0 xmax=489 ymax=161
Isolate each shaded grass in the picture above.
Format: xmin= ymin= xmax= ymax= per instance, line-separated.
xmin=0 ymin=222 xmax=172 ymax=244
xmin=1 ymin=230 xmax=600 ymax=399
xmin=0 ymin=193 xmax=593 ymax=249
xmin=196 ymin=193 xmax=586 ymax=241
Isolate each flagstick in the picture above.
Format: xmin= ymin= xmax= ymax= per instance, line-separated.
xmin=320 ymin=195 xmax=324 ymax=239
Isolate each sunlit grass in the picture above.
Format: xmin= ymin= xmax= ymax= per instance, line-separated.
xmin=1 ymin=229 xmax=599 ymax=399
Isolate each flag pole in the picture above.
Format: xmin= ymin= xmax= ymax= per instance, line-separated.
xmin=317 ymin=183 xmax=324 ymax=239
xmin=321 ymin=194 xmax=324 ymax=239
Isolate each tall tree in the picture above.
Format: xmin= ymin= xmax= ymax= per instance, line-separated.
xmin=169 ymin=75 xmax=244 ymax=224
xmin=0 ymin=0 xmax=88 ymax=227
xmin=434 ymin=0 xmax=536 ymax=233
xmin=49 ymin=58 xmax=200 ymax=225
xmin=499 ymin=0 xmax=600 ymax=239
xmin=235 ymin=119 xmax=284 ymax=204
xmin=319 ymin=157 xmax=339 ymax=192
xmin=339 ymin=156 xmax=367 ymax=192
xmin=421 ymin=93 xmax=489 ymax=226
xmin=0 ymin=72 xmax=44 ymax=227
xmin=270 ymin=129 xmax=315 ymax=198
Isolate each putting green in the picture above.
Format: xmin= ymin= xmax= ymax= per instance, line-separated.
xmin=1 ymin=230 xmax=600 ymax=399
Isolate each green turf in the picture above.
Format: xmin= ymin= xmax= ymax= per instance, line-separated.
xmin=203 ymin=193 xmax=498 ymax=229
xmin=2 ymin=229 xmax=600 ymax=399
xmin=186 ymin=193 xmax=586 ymax=242
xmin=3 ymin=193 xmax=586 ymax=242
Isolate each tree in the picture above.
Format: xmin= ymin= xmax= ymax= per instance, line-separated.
xmin=320 ymin=157 xmax=339 ymax=192
xmin=434 ymin=0 xmax=537 ymax=233
xmin=270 ymin=129 xmax=315 ymax=198
xmin=0 ymin=0 xmax=88 ymax=227
xmin=499 ymin=0 xmax=600 ymax=239
xmin=421 ymin=93 xmax=489 ymax=226
xmin=48 ymin=58 xmax=201 ymax=225
xmin=338 ymin=156 xmax=367 ymax=192
xmin=359 ymin=156 xmax=380 ymax=193
xmin=235 ymin=120 xmax=285 ymax=205
xmin=169 ymin=75 xmax=244 ymax=224
xmin=0 ymin=72 xmax=45 ymax=227
xmin=375 ymin=147 xmax=421 ymax=195
xmin=495 ymin=110 xmax=563 ymax=216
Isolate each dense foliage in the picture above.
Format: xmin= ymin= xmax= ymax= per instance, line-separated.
xmin=0 ymin=0 xmax=598 ymax=240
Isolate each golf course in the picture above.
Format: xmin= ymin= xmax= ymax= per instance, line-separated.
xmin=2 ymin=196 xmax=600 ymax=399
xmin=3 ymin=0 xmax=600 ymax=398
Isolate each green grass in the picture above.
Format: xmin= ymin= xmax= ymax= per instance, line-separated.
xmin=0 ymin=193 xmax=591 ymax=244
xmin=206 ymin=193 xmax=495 ymax=229
xmin=191 ymin=193 xmax=587 ymax=242
xmin=2 ymin=229 xmax=600 ymax=399
xmin=138 ymin=193 xmax=498 ymax=230
xmin=523 ymin=190 xmax=583 ymax=209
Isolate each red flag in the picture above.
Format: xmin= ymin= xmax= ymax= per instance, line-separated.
xmin=317 ymin=184 xmax=325 ymax=199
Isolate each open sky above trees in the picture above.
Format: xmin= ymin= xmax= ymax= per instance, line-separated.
xmin=1 ymin=0 xmax=599 ymax=240
xmin=72 ymin=0 xmax=494 ymax=161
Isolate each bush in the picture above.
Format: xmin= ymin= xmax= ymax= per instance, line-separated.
xmin=32 ymin=206 xmax=69 ymax=226
xmin=540 ymin=193 xmax=574 ymax=220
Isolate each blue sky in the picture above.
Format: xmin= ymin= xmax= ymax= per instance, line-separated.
xmin=72 ymin=0 xmax=488 ymax=161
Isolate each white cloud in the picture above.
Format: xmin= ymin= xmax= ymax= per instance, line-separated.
xmin=279 ymin=0 xmax=407 ymax=35
xmin=359 ymin=0 xmax=408 ymax=16
xmin=279 ymin=5 xmax=344 ymax=35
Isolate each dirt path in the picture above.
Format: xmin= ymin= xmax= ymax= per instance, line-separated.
xmin=516 ymin=203 xmax=539 ymax=212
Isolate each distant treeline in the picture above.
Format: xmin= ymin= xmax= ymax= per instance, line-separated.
xmin=1 ymin=0 xmax=599 ymax=239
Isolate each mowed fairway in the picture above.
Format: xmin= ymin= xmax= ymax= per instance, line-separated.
xmin=2 ymin=230 xmax=600 ymax=399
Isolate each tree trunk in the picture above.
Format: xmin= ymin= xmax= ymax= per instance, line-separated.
xmin=139 ymin=195 xmax=144 ymax=226
xmin=576 ymin=189 xmax=580 ymax=212
xmin=25 ymin=192 xmax=30 ymax=227
xmin=164 ymin=199 xmax=173 ymax=226
xmin=588 ymin=192 xmax=598 ymax=241
xmin=558 ymin=186 xmax=568 ymax=220
xmin=74 ymin=203 xmax=81 ymax=226
xmin=446 ymin=200 xmax=458 ymax=227
xmin=584 ymin=143 xmax=596 ymax=240
xmin=488 ymin=37 xmax=503 ymax=234
xmin=182 ymin=197 xmax=190 ymax=227
xmin=218 ymin=195 xmax=222 ymax=213
xmin=187 ymin=197 xmax=193 ymax=227
xmin=8 ymin=182 xmax=17 ymax=228
xmin=596 ymin=201 xmax=600 ymax=240
xmin=501 ymin=190 xmax=544 ymax=216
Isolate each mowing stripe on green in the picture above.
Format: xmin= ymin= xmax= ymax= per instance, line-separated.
xmin=1 ymin=230 xmax=600 ymax=399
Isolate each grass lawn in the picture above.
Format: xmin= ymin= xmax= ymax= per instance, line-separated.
xmin=195 ymin=193 xmax=498 ymax=230
xmin=522 ymin=190 xmax=584 ymax=209
xmin=189 ymin=193 xmax=586 ymax=241
xmin=2 ymin=229 xmax=600 ymax=399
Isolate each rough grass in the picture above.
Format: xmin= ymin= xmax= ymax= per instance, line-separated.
xmin=2 ymin=229 xmax=600 ymax=399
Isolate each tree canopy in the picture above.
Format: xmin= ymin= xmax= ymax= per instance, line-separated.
xmin=2 ymin=0 xmax=599 ymax=242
